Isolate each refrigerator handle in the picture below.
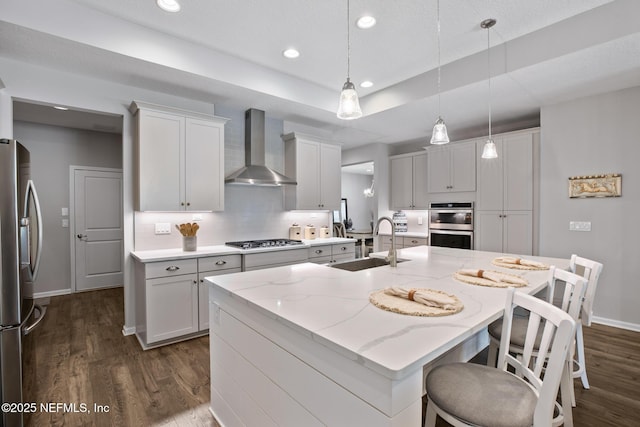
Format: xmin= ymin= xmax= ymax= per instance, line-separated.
xmin=22 ymin=304 xmax=47 ymax=336
xmin=22 ymin=179 xmax=44 ymax=282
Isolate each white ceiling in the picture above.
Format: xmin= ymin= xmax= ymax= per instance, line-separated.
xmin=3 ymin=0 xmax=640 ymax=149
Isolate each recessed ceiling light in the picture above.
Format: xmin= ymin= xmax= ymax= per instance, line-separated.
xmin=360 ymin=81 xmax=373 ymax=88
xmin=156 ymin=0 xmax=181 ymax=13
xmin=282 ymin=48 xmax=300 ymax=59
xmin=53 ymin=106 xmax=69 ymax=111
xmin=357 ymin=16 xmax=376 ymax=29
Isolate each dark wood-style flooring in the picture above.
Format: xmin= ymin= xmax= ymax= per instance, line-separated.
xmin=26 ymin=288 xmax=640 ymax=426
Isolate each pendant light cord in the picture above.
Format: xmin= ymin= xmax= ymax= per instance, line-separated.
xmin=487 ymin=22 xmax=492 ymax=140
xmin=437 ymin=0 xmax=442 ymax=116
xmin=347 ymin=0 xmax=351 ymax=80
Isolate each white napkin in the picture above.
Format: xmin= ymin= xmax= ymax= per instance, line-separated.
xmin=494 ymin=256 xmax=547 ymax=269
xmin=384 ymin=287 xmax=459 ymax=310
xmin=457 ymin=269 xmax=528 ymax=287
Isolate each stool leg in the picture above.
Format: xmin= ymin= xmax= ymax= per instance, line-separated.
xmin=575 ymin=323 xmax=590 ymax=389
xmin=424 ymin=399 xmax=437 ymax=427
xmin=487 ymin=338 xmax=498 ymax=367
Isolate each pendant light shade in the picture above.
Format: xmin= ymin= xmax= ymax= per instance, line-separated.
xmin=430 ymin=117 xmax=449 ymax=145
xmin=430 ymin=0 xmax=449 ymax=145
xmin=337 ymin=78 xmax=362 ymax=120
xmin=481 ymin=18 xmax=498 ymax=159
xmin=337 ymin=0 xmax=362 ymax=120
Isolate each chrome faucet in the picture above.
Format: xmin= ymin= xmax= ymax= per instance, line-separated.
xmin=374 ymin=216 xmax=397 ymax=267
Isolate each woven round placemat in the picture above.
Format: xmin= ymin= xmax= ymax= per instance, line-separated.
xmin=369 ymin=288 xmax=463 ymax=317
xmin=491 ymin=259 xmax=549 ymax=270
xmin=453 ymin=271 xmax=528 ymax=288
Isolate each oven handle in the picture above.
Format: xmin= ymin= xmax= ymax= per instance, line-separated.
xmin=429 ymin=229 xmax=474 ymax=236
xmin=430 ymin=209 xmax=473 ymax=214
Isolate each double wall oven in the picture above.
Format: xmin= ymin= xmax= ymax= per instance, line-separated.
xmin=429 ymin=202 xmax=474 ymax=250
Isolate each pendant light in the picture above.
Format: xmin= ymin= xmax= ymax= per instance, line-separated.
xmin=337 ymin=0 xmax=363 ymax=120
xmin=430 ymin=0 xmax=449 ymax=145
xmin=481 ymin=18 xmax=498 ymax=159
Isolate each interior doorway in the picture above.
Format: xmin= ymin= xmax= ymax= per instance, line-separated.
xmin=70 ymin=166 xmax=123 ymax=292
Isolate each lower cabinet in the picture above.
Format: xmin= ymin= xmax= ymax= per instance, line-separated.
xmin=243 ymin=247 xmax=309 ymax=271
xmin=307 ymin=242 xmax=356 ymax=264
xmin=379 ymin=235 xmax=428 ymax=252
xmin=475 ymin=211 xmax=533 ymax=255
xmin=135 ymin=254 xmax=241 ymax=348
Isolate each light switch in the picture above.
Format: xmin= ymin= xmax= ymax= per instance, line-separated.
xmin=62 ymin=219 xmax=69 ymax=228
xmin=154 ymin=222 xmax=172 ymax=235
xmin=569 ymin=221 xmax=591 ymax=232
xmin=192 ymin=214 xmax=203 ymax=221
xmin=418 ymin=216 xmax=423 ymax=225
xmin=61 ymin=207 xmax=69 ymax=216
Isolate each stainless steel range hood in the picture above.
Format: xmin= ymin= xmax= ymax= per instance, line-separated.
xmin=225 ymin=109 xmax=297 ymax=186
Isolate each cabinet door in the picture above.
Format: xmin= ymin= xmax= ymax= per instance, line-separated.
xmin=138 ymin=110 xmax=184 ymax=211
xmin=427 ymin=147 xmax=450 ymax=193
xmin=503 ymin=134 xmax=533 ymax=211
xmin=476 ymin=139 xmax=504 ymax=210
xmin=403 ymin=237 xmax=428 ymax=248
xmin=296 ymin=140 xmax=321 ymax=209
xmin=185 ymin=118 xmax=225 ymax=211
xmin=475 ymin=211 xmax=504 ymax=253
xmin=199 ymin=268 xmax=241 ymax=331
xmin=320 ymin=144 xmax=341 ymax=210
xmin=450 ymin=143 xmax=476 ymax=192
xmin=412 ymin=153 xmax=429 ymax=208
xmin=390 ymin=156 xmax=414 ymax=209
xmin=503 ymin=211 xmax=533 ymax=255
xmin=146 ymin=274 xmax=198 ymax=343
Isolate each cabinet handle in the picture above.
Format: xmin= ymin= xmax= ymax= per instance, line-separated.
xmin=193 ymin=280 xmax=197 ymax=284
xmin=411 ymin=240 xmax=418 ymax=244
xmin=186 ymin=202 xmax=191 ymax=207
xmin=341 ymin=246 xmax=347 ymax=251
xmin=315 ymin=249 xmax=323 ymax=254
xmin=200 ymin=279 xmax=204 ymax=283
xmin=215 ymin=260 xmax=227 ymax=265
xmin=180 ymin=202 xmax=185 ymax=206
xmin=166 ymin=266 xmax=180 ymax=272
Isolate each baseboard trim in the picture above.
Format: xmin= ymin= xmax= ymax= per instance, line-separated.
xmin=34 ymin=288 xmax=72 ymax=299
xmin=122 ymin=326 xmax=136 ymax=336
xmin=592 ymin=316 xmax=640 ymax=332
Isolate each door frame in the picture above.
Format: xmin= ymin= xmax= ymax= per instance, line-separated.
xmin=69 ymin=165 xmax=123 ymax=293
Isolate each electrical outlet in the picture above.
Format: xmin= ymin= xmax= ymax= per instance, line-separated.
xmin=418 ymin=216 xmax=423 ymax=225
xmin=569 ymin=221 xmax=591 ymax=232
xmin=154 ymin=222 xmax=172 ymax=235
xmin=62 ymin=219 xmax=69 ymax=228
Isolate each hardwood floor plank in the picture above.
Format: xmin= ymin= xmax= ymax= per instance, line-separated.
xmin=26 ymin=288 xmax=639 ymax=426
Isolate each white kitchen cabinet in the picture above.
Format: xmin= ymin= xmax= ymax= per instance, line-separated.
xmin=476 ymin=131 xmax=535 ymax=211
xmin=283 ymin=133 xmax=342 ymax=210
xmin=426 ymin=141 xmax=476 ymax=193
xmin=131 ymin=101 xmax=227 ymax=211
xmin=243 ymin=247 xmax=309 ymax=271
xmin=475 ymin=210 xmax=533 ymax=255
xmin=379 ymin=235 xmax=428 ymax=251
xmin=475 ymin=129 xmax=538 ymax=255
xmin=389 ymin=152 xmax=428 ymax=209
xmin=134 ymin=254 xmax=240 ymax=348
xmin=307 ymin=242 xmax=356 ymax=264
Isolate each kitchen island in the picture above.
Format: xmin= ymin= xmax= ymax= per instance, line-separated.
xmin=205 ymin=246 xmax=569 ymax=426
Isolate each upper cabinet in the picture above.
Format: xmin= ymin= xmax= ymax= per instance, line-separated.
xmin=476 ymin=130 xmax=536 ymax=211
xmin=283 ymin=133 xmax=341 ymax=210
xmin=389 ymin=152 xmax=428 ymax=209
xmin=131 ymin=101 xmax=227 ymax=211
xmin=426 ymin=141 xmax=476 ymax=193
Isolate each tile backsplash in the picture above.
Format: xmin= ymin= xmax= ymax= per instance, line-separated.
xmin=134 ymin=185 xmax=332 ymax=250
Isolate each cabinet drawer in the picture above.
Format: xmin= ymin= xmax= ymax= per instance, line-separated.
xmin=146 ymin=258 xmax=197 ymax=279
xmin=332 ymin=243 xmax=355 ymax=256
xmin=309 ymin=245 xmax=332 ymax=259
xmin=243 ymin=248 xmax=309 ymax=270
xmin=199 ymin=255 xmax=241 ymax=272
xmin=403 ymin=237 xmax=428 ymax=247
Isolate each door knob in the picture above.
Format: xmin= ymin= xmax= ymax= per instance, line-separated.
xmin=77 ymin=234 xmax=87 ymax=239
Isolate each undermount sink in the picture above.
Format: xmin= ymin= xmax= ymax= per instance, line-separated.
xmin=331 ymin=257 xmax=406 ymax=272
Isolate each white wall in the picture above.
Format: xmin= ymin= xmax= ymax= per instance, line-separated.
xmin=13 ymin=121 xmax=122 ymax=295
xmin=540 ymin=86 xmax=640 ymax=330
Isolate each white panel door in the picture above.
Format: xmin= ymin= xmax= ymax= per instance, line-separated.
xmin=390 ymin=156 xmax=413 ymax=209
xmin=476 ymin=139 xmax=504 ymax=210
xmin=475 ymin=211 xmax=504 ymax=253
xmin=74 ymin=169 xmax=123 ymax=291
xmin=450 ymin=142 xmax=476 ymax=192
xmin=503 ymin=134 xmax=533 ymax=211
xmin=319 ymin=144 xmax=341 ymax=210
xmin=296 ymin=140 xmax=321 ymax=209
xmin=503 ymin=211 xmax=533 ymax=255
xmin=427 ymin=147 xmax=450 ymax=193
xmin=412 ymin=153 xmax=429 ymax=209
xmin=185 ymin=117 xmax=224 ymax=211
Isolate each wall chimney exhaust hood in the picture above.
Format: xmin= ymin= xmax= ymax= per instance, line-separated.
xmin=225 ymin=109 xmax=297 ymax=186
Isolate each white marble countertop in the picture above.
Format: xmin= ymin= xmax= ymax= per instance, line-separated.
xmin=131 ymin=237 xmax=355 ymax=262
xmin=206 ymin=246 xmax=569 ymax=380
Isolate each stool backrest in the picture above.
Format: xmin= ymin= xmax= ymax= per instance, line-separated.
xmin=569 ymin=254 xmax=603 ymax=326
xmin=498 ymin=284 xmax=582 ymax=426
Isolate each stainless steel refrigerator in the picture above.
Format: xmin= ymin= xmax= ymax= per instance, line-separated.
xmin=1 ymin=138 xmax=46 ymax=427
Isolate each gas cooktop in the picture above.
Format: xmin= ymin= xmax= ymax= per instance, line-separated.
xmin=225 ymin=239 xmax=304 ymax=250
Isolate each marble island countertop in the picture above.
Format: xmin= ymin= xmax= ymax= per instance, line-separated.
xmin=206 ymin=246 xmax=569 ymax=380
xmin=131 ymin=237 xmax=354 ymax=262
